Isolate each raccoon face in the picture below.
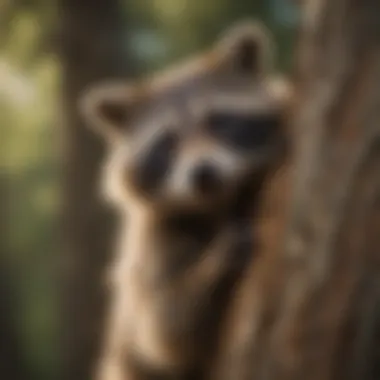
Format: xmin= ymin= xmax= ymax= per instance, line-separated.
xmin=80 ymin=21 xmax=291 ymax=214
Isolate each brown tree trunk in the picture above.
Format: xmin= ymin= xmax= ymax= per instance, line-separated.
xmin=59 ymin=1 xmax=130 ymax=379
xmin=266 ymin=1 xmax=380 ymax=379
xmin=258 ymin=1 xmax=380 ymax=380
xmin=213 ymin=1 xmax=380 ymax=380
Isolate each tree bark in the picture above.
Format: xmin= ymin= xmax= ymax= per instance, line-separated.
xmin=257 ymin=1 xmax=380 ymax=380
xmin=213 ymin=1 xmax=380 ymax=379
xmin=59 ymin=1 xmax=130 ymax=379
xmin=267 ymin=1 xmax=380 ymax=379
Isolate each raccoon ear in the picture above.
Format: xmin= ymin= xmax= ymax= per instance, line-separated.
xmin=79 ymin=81 xmax=138 ymax=142
xmin=217 ymin=21 xmax=274 ymax=77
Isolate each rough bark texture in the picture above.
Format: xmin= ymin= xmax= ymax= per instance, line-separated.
xmin=59 ymin=1 xmax=129 ymax=380
xmin=214 ymin=1 xmax=380 ymax=379
xmin=267 ymin=1 xmax=380 ymax=379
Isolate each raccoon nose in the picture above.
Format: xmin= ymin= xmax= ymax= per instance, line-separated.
xmin=191 ymin=163 xmax=221 ymax=195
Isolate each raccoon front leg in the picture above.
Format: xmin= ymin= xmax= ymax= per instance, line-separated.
xmin=181 ymin=229 xmax=236 ymax=291
xmin=180 ymin=223 xmax=251 ymax=294
xmin=97 ymin=357 xmax=125 ymax=380
xmin=96 ymin=294 xmax=134 ymax=380
xmin=165 ymin=228 xmax=239 ymax=322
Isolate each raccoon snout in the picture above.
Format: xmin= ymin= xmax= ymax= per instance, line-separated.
xmin=191 ymin=163 xmax=221 ymax=195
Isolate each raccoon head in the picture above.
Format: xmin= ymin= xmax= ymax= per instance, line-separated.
xmin=80 ymin=21 xmax=291 ymax=215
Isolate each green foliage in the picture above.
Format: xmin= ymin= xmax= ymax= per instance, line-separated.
xmin=1 ymin=1 xmax=297 ymax=379
xmin=1 ymin=3 xmax=59 ymax=379
xmin=127 ymin=0 xmax=297 ymax=73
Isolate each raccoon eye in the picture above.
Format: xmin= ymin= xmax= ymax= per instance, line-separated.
xmin=206 ymin=112 xmax=280 ymax=150
xmin=133 ymin=131 xmax=179 ymax=194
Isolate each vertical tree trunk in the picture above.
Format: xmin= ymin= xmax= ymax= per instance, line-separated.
xmin=213 ymin=1 xmax=380 ymax=380
xmin=266 ymin=1 xmax=380 ymax=379
xmin=59 ymin=1 xmax=130 ymax=379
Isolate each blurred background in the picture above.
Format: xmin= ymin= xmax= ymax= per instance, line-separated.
xmin=0 ymin=1 xmax=298 ymax=380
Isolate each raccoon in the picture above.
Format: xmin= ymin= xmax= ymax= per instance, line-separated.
xmin=80 ymin=21 xmax=290 ymax=380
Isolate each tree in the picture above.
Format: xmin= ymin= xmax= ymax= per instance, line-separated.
xmin=59 ymin=1 xmax=131 ymax=379
xmin=268 ymin=1 xmax=380 ymax=378
xmin=214 ymin=1 xmax=380 ymax=379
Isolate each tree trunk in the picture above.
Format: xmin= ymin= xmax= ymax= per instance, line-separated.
xmin=264 ymin=0 xmax=380 ymax=380
xmin=59 ymin=1 xmax=130 ymax=379
xmin=213 ymin=1 xmax=380 ymax=379
xmin=267 ymin=1 xmax=380 ymax=379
